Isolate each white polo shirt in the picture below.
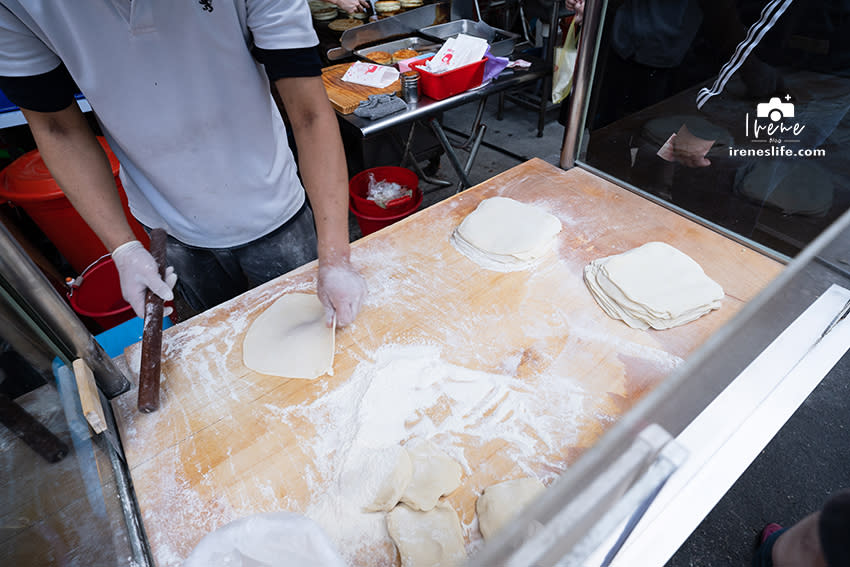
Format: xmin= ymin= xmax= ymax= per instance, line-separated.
xmin=0 ymin=0 xmax=319 ymax=248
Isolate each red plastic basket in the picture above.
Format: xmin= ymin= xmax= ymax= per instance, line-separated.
xmin=409 ymin=56 xmax=486 ymax=101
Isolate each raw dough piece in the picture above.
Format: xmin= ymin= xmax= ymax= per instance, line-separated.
xmin=451 ymin=197 xmax=562 ymax=272
xmin=364 ymin=446 xmax=413 ymax=512
xmin=476 ymin=477 xmax=545 ymax=540
xmin=242 ymin=293 xmax=335 ymax=379
xmin=584 ymin=242 xmax=724 ymax=330
xmin=400 ymin=439 xmax=462 ymax=511
xmin=387 ymin=502 xmax=467 ymax=567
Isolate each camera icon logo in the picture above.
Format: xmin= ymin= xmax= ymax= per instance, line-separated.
xmin=756 ymin=97 xmax=794 ymax=122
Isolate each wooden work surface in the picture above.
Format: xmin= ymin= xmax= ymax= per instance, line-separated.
xmin=322 ymin=62 xmax=401 ymax=115
xmin=112 ymin=159 xmax=783 ymax=566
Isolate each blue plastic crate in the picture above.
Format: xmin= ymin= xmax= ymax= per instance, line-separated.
xmin=0 ymin=88 xmax=17 ymax=113
xmin=95 ymin=316 xmax=174 ymax=359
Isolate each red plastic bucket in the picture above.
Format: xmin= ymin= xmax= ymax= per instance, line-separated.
xmin=0 ymin=137 xmax=149 ymax=274
xmin=68 ymin=257 xmax=134 ymax=330
xmin=348 ymin=167 xmax=422 ymax=235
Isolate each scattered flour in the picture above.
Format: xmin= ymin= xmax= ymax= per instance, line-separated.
xmin=114 ymin=208 xmax=687 ymax=566
xmin=260 ymin=344 xmax=592 ymax=564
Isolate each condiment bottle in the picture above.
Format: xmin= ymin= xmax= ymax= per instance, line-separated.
xmin=400 ymin=70 xmax=420 ymax=104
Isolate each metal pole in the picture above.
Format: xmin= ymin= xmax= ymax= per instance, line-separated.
xmin=559 ymin=0 xmax=606 ymax=169
xmin=0 ymin=222 xmax=131 ymax=398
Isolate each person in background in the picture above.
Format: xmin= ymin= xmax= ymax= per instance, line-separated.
xmin=0 ymin=1 xmax=366 ymax=326
xmin=564 ymin=0 xmax=584 ymax=23
xmin=328 ymin=0 xmax=371 ymax=15
xmin=754 ymin=489 xmax=850 ymax=567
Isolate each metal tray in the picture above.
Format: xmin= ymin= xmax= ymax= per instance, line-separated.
xmin=419 ymin=19 xmax=518 ymax=57
xmin=354 ymin=36 xmax=442 ymax=63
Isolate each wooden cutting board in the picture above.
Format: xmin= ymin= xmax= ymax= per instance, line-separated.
xmin=112 ymin=160 xmax=783 ymax=567
xmin=322 ymin=62 xmax=401 ymax=114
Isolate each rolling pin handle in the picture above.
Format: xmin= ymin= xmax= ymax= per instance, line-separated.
xmin=137 ymin=229 xmax=168 ymax=413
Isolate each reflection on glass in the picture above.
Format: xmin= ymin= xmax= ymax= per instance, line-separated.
xmin=581 ymin=0 xmax=849 ymax=257
xmin=0 ymin=300 xmax=134 ymax=565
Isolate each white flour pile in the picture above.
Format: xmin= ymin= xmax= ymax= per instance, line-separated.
xmin=263 ymin=344 xmax=590 ymax=564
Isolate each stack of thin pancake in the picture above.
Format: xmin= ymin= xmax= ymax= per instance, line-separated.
xmin=584 ymin=242 xmax=724 ymax=330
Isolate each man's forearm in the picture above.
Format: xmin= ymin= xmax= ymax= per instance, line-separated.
xmin=275 ymin=76 xmax=351 ymax=266
xmin=22 ymin=104 xmax=137 ymax=252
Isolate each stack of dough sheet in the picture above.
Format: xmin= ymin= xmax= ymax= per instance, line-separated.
xmin=451 ymin=196 xmax=562 ymax=272
xmin=584 ymin=242 xmax=724 ymax=330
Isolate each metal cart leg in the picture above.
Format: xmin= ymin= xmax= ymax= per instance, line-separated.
xmin=456 ymin=123 xmax=487 ymax=193
xmin=429 ymin=117 xmax=474 ymax=190
xmin=456 ymin=97 xmax=488 ymax=150
xmin=394 ymin=122 xmax=452 ymax=188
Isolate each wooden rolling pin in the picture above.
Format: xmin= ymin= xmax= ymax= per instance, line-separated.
xmin=137 ymin=229 xmax=167 ymax=413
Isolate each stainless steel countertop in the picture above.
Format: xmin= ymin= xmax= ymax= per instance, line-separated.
xmin=336 ymin=59 xmax=546 ymax=137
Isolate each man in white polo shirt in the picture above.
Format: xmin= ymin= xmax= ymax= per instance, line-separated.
xmin=0 ymin=1 xmax=366 ymax=325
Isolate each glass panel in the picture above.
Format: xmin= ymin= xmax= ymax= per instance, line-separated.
xmin=579 ymin=0 xmax=849 ymax=257
xmin=0 ymin=293 xmax=136 ymax=565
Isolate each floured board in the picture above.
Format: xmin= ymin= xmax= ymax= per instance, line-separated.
xmin=112 ymin=159 xmax=783 ymax=567
xmin=322 ymin=62 xmax=401 ymax=114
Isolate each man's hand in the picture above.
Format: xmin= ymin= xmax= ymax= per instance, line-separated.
xmin=112 ymin=240 xmax=178 ymax=319
xmin=671 ymin=125 xmax=714 ymax=168
xmin=317 ymin=261 xmax=367 ymax=328
xmin=565 ymin=0 xmax=584 ymax=24
xmin=656 ymin=125 xmax=714 ymax=168
xmin=329 ymin=0 xmax=370 ymax=13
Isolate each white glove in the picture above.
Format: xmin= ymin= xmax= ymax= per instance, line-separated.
xmin=317 ymin=261 xmax=367 ymax=328
xmin=111 ymin=240 xmax=178 ymax=319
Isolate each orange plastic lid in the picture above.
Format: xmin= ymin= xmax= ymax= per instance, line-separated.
xmin=0 ymin=137 xmax=120 ymax=203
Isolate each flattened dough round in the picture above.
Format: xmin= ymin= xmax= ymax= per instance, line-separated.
xmin=242 ymin=293 xmax=335 ymax=379
xmin=452 ymin=197 xmax=562 ymax=271
xmin=476 ymin=477 xmax=545 ymax=540
xmin=400 ymin=440 xmax=462 ymax=512
xmin=387 ymin=502 xmax=466 ymax=567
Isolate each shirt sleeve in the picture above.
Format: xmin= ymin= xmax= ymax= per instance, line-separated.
xmin=253 ymin=46 xmax=322 ymax=81
xmin=246 ymin=0 xmax=319 ymax=50
xmin=0 ymin=63 xmax=77 ymax=112
xmin=0 ymin=5 xmax=62 ymax=76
